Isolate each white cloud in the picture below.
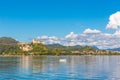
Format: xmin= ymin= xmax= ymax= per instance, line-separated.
xmin=113 ymin=30 xmax=120 ymax=36
xmin=38 ymin=36 xmax=49 ymax=40
xmin=37 ymin=36 xmax=60 ymax=44
xmin=83 ymin=28 xmax=101 ymax=34
xmin=65 ymin=32 xmax=77 ymax=39
xmin=36 ymin=12 xmax=120 ymax=49
xmin=106 ymin=11 xmax=120 ymax=30
xmin=37 ymin=31 xmax=120 ymax=49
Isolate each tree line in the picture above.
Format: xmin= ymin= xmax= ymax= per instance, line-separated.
xmin=0 ymin=37 xmax=120 ymax=55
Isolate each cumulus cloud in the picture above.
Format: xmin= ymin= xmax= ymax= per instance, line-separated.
xmin=38 ymin=36 xmax=49 ymax=40
xmin=83 ymin=28 xmax=101 ymax=34
xmin=64 ymin=31 xmax=120 ymax=49
xmin=65 ymin=32 xmax=77 ymax=39
xmin=106 ymin=11 xmax=120 ymax=30
xmin=37 ymin=29 xmax=120 ymax=49
xmin=36 ymin=12 xmax=120 ymax=49
xmin=37 ymin=36 xmax=60 ymax=44
xmin=114 ymin=30 xmax=120 ymax=35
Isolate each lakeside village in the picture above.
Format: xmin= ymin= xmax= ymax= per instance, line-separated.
xmin=0 ymin=37 xmax=120 ymax=55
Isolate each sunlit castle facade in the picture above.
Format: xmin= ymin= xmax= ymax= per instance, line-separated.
xmin=18 ymin=39 xmax=45 ymax=51
xmin=32 ymin=39 xmax=45 ymax=44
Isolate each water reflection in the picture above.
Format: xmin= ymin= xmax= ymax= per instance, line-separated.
xmin=19 ymin=56 xmax=32 ymax=74
xmin=0 ymin=56 xmax=120 ymax=80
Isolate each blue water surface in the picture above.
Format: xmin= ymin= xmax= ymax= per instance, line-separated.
xmin=0 ymin=55 xmax=120 ymax=80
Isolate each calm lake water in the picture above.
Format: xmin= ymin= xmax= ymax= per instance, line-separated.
xmin=0 ymin=55 xmax=120 ymax=80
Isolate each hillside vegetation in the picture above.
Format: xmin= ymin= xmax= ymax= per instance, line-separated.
xmin=0 ymin=37 xmax=119 ymax=55
xmin=0 ymin=37 xmax=21 ymax=54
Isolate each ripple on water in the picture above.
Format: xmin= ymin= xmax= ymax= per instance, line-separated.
xmin=0 ymin=56 xmax=120 ymax=80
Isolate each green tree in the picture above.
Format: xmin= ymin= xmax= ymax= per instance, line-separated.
xmin=32 ymin=43 xmax=48 ymax=55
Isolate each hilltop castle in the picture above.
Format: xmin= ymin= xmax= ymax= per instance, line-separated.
xmin=18 ymin=39 xmax=45 ymax=51
xmin=32 ymin=39 xmax=45 ymax=44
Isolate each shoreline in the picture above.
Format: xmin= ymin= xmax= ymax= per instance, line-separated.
xmin=1 ymin=54 xmax=120 ymax=57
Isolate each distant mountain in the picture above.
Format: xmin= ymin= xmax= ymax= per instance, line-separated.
xmin=92 ymin=46 xmax=99 ymax=50
xmin=107 ymin=48 xmax=120 ymax=51
xmin=46 ymin=44 xmax=97 ymax=52
xmin=47 ymin=44 xmax=64 ymax=47
xmin=0 ymin=37 xmax=18 ymax=44
xmin=46 ymin=44 xmax=65 ymax=49
xmin=74 ymin=45 xmax=82 ymax=47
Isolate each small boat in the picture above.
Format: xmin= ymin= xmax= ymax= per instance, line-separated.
xmin=59 ymin=59 xmax=67 ymax=62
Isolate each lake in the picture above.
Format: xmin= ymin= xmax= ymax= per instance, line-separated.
xmin=0 ymin=55 xmax=120 ymax=80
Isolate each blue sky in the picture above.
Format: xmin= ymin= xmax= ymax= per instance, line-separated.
xmin=0 ymin=0 xmax=120 ymax=42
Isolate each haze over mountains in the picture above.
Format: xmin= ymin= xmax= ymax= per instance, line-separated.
xmin=1 ymin=37 xmax=120 ymax=52
xmin=37 ymin=30 xmax=120 ymax=49
xmin=1 ymin=11 xmax=120 ymax=49
xmin=36 ymin=12 xmax=120 ymax=49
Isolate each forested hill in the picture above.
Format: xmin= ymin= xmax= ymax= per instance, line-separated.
xmin=47 ymin=44 xmax=97 ymax=51
xmin=0 ymin=37 xmax=119 ymax=55
xmin=107 ymin=48 xmax=120 ymax=51
xmin=0 ymin=37 xmax=18 ymax=44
